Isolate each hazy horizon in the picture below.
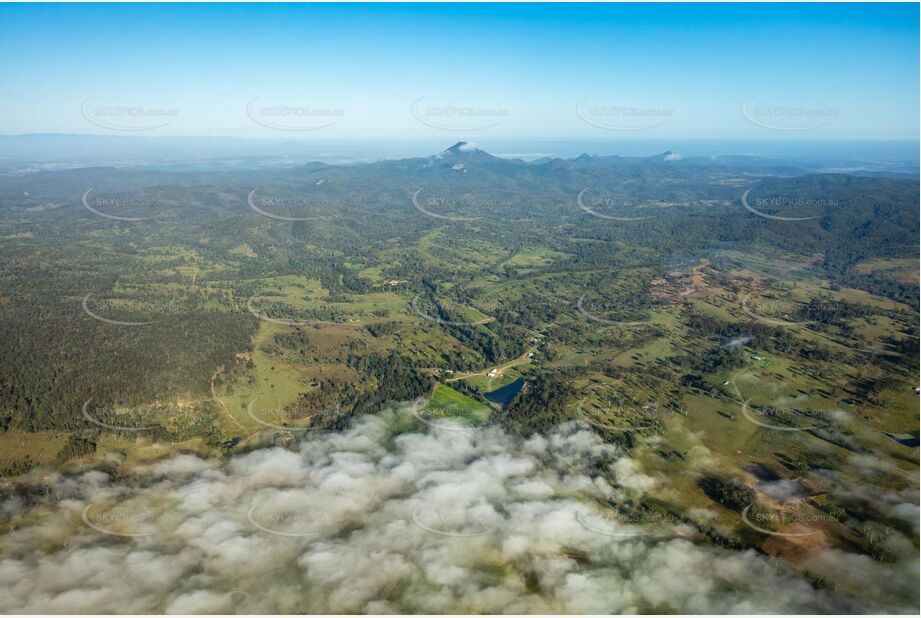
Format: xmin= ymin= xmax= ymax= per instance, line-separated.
xmin=1 ymin=134 xmax=918 ymax=172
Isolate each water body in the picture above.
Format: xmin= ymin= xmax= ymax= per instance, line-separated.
xmin=883 ymin=431 xmax=920 ymax=448
xmin=484 ymin=377 xmax=525 ymax=406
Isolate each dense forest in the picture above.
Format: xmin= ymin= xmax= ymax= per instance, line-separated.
xmin=0 ymin=144 xmax=917 ymax=459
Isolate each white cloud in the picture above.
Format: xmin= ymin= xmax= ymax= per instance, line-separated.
xmin=0 ymin=404 xmax=915 ymax=613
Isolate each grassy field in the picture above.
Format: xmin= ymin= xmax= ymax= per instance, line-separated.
xmin=6 ymin=222 xmax=919 ymax=568
xmin=215 ymin=322 xmax=316 ymax=437
xmin=0 ymin=430 xmax=70 ymax=473
xmin=852 ymin=257 xmax=919 ymax=284
xmin=425 ymin=384 xmax=492 ymax=425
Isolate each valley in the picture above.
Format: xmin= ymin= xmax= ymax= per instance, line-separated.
xmin=0 ymin=142 xmax=918 ymax=611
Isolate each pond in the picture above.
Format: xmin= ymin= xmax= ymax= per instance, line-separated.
xmin=484 ymin=377 xmax=525 ymax=406
xmin=883 ymin=431 xmax=920 ymax=448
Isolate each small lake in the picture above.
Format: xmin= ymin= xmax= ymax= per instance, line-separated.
xmin=883 ymin=431 xmax=920 ymax=448
xmin=484 ymin=377 xmax=525 ymax=406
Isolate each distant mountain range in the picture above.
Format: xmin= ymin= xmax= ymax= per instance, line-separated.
xmin=0 ymin=135 xmax=918 ymax=177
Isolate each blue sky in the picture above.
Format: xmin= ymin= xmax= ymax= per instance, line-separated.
xmin=0 ymin=2 xmax=917 ymax=139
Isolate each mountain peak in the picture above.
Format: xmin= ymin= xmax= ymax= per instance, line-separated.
xmin=445 ymin=141 xmax=480 ymax=154
xmin=435 ymin=142 xmax=499 ymax=163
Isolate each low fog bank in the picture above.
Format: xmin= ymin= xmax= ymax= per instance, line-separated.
xmin=1 ymin=404 xmax=917 ymax=613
